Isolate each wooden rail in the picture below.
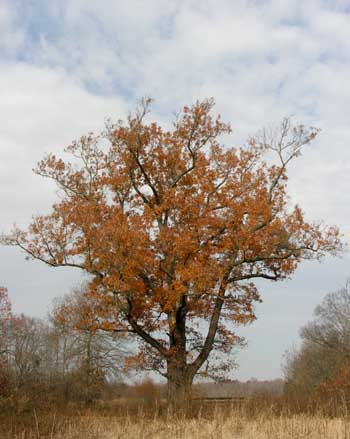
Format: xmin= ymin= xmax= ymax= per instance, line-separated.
xmin=190 ymin=396 xmax=248 ymax=402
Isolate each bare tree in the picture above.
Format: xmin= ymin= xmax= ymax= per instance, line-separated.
xmin=284 ymin=281 xmax=350 ymax=398
xmin=8 ymin=316 xmax=49 ymax=389
xmin=50 ymin=287 xmax=130 ymax=403
xmin=302 ymin=280 xmax=350 ymax=358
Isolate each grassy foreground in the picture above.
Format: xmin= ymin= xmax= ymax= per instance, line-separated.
xmin=2 ymin=408 xmax=350 ymax=439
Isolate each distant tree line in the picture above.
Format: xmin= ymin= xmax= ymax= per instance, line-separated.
xmin=284 ymin=280 xmax=350 ymax=404
xmin=0 ymin=286 xmax=128 ymax=407
xmin=4 ymin=279 xmax=350 ymax=410
xmin=196 ymin=378 xmax=284 ymax=398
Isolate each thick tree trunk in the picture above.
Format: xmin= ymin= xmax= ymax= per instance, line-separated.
xmin=167 ymin=361 xmax=194 ymax=405
xmin=166 ymin=295 xmax=194 ymax=405
xmin=166 ymin=286 xmax=226 ymax=405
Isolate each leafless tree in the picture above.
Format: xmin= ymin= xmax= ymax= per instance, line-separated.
xmin=284 ymin=280 xmax=350 ymax=398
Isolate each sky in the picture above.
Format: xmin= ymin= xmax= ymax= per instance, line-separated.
xmin=1 ymin=0 xmax=350 ymax=381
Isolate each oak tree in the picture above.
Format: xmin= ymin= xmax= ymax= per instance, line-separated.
xmin=3 ymin=99 xmax=341 ymax=400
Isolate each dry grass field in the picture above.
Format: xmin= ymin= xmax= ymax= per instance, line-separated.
xmin=2 ymin=405 xmax=350 ymax=439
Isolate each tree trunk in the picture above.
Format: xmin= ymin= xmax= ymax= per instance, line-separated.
xmin=85 ymin=331 xmax=93 ymax=405
xmin=167 ymin=361 xmax=194 ymax=405
xmin=166 ymin=295 xmax=194 ymax=405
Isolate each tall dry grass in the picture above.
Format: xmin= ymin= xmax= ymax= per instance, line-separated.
xmin=2 ymin=402 xmax=350 ymax=439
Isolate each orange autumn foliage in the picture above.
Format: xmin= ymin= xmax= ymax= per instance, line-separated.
xmin=3 ymin=99 xmax=341 ymax=398
xmin=316 ymin=365 xmax=350 ymax=402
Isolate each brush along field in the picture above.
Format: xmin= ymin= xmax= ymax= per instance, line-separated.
xmin=2 ymin=410 xmax=350 ymax=439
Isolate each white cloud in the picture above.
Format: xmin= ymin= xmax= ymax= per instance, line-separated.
xmin=0 ymin=63 xmax=126 ymax=227
xmin=0 ymin=1 xmax=24 ymax=54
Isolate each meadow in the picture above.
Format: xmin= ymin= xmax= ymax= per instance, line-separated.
xmin=2 ymin=400 xmax=350 ymax=439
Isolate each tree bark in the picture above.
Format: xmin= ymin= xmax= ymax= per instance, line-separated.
xmin=166 ymin=295 xmax=194 ymax=404
xmin=166 ymin=361 xmax=194 ymax=405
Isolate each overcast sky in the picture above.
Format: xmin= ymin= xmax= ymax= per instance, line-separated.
xmin=1 ymin=0 xmax=350 ymax=380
